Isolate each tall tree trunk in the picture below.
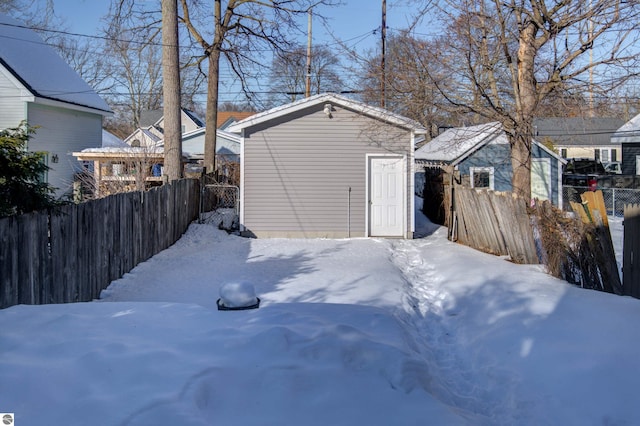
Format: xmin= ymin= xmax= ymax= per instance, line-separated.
xmin=204 ymin=51 xmax=220 ymax=174
xmin=202 ymin=0 xmax=224 ymax=175
xmin=512 ymin=22 xmax=538 ymax=200
xmin=162 ymin=0 xmax=182 ymax=181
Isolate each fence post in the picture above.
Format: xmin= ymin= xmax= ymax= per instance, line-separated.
xmin=623 ymin=204 xmax=640 ymax=298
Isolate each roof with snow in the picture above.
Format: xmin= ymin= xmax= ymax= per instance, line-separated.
xmin=0 ymin=14 xmax=111 ymax=114
xmin=611 ymin=113 xmax=640 ymax=143
xmin=415 ymin=121 xmax=564 ymax=165
xmin=227 ymin=93 xmax=428 ymax=134
xmin=415 ymin=122 xmax=503 ymax=164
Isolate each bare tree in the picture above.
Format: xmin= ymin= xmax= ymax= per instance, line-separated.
xmin=102 ymin=7 xmax=164 ymax=130
xmin=268 ymin=44 xmax=343 ymax=105
xmin=360 ymin=32 xmax=458 ymax=141
xmin=178 ymin=0 xmax=339 ymax=174
xmin=162 ymin=0 xmax=183 ymax=181
xmin=0 ymin=0 xmax=58 ymax=31
xmin=417 ymin=0 xmax=640 ymax=199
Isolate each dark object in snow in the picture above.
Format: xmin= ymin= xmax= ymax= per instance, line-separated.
xmin=217 ymin=297 xmax=260 ymax=311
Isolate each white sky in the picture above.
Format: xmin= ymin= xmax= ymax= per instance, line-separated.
xmin=0 ymin=198 xmax=635 ymax=425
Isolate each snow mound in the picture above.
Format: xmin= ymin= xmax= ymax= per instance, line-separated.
xmin=219 ymin=281 xmax=258 ymax=308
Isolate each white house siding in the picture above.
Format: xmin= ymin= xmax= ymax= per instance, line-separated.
xmin=0 ymin=71 xmax=27 ymax=128
xmin=242 ymin=104 xmax=413 ymax=238
xmin=27 ymin=102 xmax=102 ymax=198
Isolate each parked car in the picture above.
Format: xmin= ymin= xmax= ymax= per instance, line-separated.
xmin=563 ymin=158 xmax=606 ymax=175
xmin=604 ymin=161 xmax=622 ymax=174
xmin=562 ymin=158 xmax=605 ymax=190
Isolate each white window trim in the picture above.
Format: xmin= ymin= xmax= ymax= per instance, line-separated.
xmin=470 ymin=167 xmax=495 ymax=190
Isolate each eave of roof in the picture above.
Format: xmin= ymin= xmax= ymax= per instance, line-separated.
xmin=227 ymin=93 xmax=428 ymax=134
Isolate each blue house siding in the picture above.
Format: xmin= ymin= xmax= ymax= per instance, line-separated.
xmin=415 ymin=122 xmax=564 ymax=207
xmin=457 ymin=143 xmax=512 ymax=191
xmin=449 ymin=141 xmax=561 ymax=205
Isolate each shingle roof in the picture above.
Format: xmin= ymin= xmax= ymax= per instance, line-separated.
xmin=217 ymin=111 xmax=255 ymax=128
xmin=0 ymin=14 xmax=111 ymax=113
xmin=533 ymin=117 xmax=624 ymax=146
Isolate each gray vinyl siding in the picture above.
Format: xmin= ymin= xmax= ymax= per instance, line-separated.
xmin=27 ymin=102 xmax=102 ymax=198
xmin=242 ymin=104 xmax=412 ymax=238
xmin=0 ymin=71 xmax=27 ymax=128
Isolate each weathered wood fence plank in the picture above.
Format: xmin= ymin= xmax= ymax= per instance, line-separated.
xmin=452 ymin=186 xmax=538 ymax=264
xmin=1 ymin=178 xmax=200 ymax=309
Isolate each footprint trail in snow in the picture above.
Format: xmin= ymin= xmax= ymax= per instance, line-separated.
xmin=389 ymin=235 xmax=531 ymax=425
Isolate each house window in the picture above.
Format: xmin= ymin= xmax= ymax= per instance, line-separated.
xmin=38 ymin=151 xmax=49 ymax=184
xmin=595 ymin=148 xmax=614 ymax=163
xmin=131 ymin=139 xmax=141 ymax=147
xmin=470 ymin=167 xmax=494 ymax=189
xmin=560 ymin=148 xmax=567 ymax=158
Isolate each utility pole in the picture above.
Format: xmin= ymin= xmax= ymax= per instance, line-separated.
xmin=381 ymin=0 xmax=386 ymax=108
xmin=305 ymin=8 xmax=312 ymax=97
xmin=161 ymin=0 xmax=182 ymax=180
xmin=588 ymin=0 xmax=594 ymax=117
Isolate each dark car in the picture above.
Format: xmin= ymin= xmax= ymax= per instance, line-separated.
xmin=562 ymin=158 xmax=605 ymax=190
xmin=563 ymin=158 xmax=606 ymax=175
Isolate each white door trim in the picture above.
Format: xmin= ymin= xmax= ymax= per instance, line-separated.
xmin=366 ymin=154 xmax=407 ymax=237
xmin=531 ymin=157 xmax=552 ymax=201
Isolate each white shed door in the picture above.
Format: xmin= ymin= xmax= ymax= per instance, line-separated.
xmin=369 ymin=156 xmax=404 ymax=237
xmin=531 ymin=158 xmax=551 ymax=201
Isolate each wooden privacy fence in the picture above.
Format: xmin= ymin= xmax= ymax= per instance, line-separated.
xmin=624 ymin=204 xmax=640 ymax=298
xmin=452 ymin=187 xmax=539 ymax=264
xmin=448 ymin=184 xmax=622 ymax=294
xmin=0 ymin=178 xmax=200 ymax=309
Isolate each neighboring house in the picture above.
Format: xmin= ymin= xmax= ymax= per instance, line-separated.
xmin=102 ymin=130 xmax=128 ymax=148
xmin=217 ymin=111 xmax=256 ymax=130
xmin=124 ymin=108 xmax=205 ymax=147
xmin=0 ymin=14 xmax=112 ymax=198
xmin=74 ymin=125 xmax=242 ymax=197
xmin=227 ymin=93 xmax=428 ymax=239
xmin=123 ymin=127 xmax=163 ymax=148
xmin=72 ymin=146 xmax=165 ymax=197
xmin=415 ymin=122 xmax=566 ymax=207
xmin=74 ymin=108 xmax=253 ymax=197
xmin=611 ymin=113 xmax=640 ymax=175
xmin=182 ymin=128 xmax=240 ymax=164
xmin=533 ymin=117 xmax=624 ymax=163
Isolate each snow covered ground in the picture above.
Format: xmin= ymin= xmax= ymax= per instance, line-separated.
xmin=1 ymin=198 xmax=638 ymax=426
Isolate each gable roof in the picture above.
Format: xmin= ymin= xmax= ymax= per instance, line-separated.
xmin=0 ymin=14 xmax=111 ymax=114
xmin=226 ymin=93 xmax=428 ymax=134
xmin=140 ymin=108 xmax=206 ymax=129
xmin=183 ymin=109 xmax=205 ymax=127
xmin=139 ymin=110 xmax=165 ymax=127
xmin=102 ymin=130 xmax=128 ymax=148
xmin=415 ymin=121 xmax=565 ymax=165
xmin=533 ymin=117 xmax=624 ymax=147
xmin=123 ymin=127 xmax=163 ymax=146
xmin=611 ymin=113 xmax=640 ymax=144
xmin=217 ymin=111 xmax=255 ymax=129
xmin=415 ymin=122 xmax=503 ymax=164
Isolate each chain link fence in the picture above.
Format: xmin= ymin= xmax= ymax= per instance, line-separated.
xmin=199 ymin=173 xmax=240 ymax=229
xmin=563 ymin=186 xmax=640 ymax=216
